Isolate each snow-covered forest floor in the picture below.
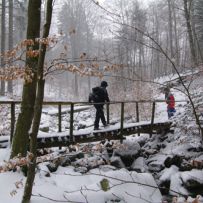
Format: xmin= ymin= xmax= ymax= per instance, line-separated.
xmin=0 ymin=72 xmax=203 ymax=203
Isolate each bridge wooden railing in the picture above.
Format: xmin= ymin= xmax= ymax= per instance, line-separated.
xmin=0 ymin=99 xmax=187 ymax=143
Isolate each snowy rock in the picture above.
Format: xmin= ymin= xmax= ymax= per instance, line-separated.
xmin=170 ymin=169 xmax=203 ymax=197
xmin=143 ymin=149 xmax=158 ymax=157
xmin=159 ymin=135 xmax=168 ymax=142
xmin=106 ymin=147 xmax=113 ymax=157
xmin=164 ymin=155 xmax=183 ymax=168
xmin=38 ymin=163 xmax=51 ymax=177
xmin=102 ymin=140 xmax=114 ymax=157
xmin=158 ymin=165 xmax=179 ymax=195
xmin=131 ymin=134 xmax=149 ymax=147
xmin=113 ymin=141 xmax=141 ymax=167
xmin=157 ymin=143 xmax=166 ymax=150
xmin=147 ymin=154 xmax=166 ymax=172
xmin=68 ymin=152 xmax=84 ymax=162
xmin=159 ymin=180 xmax=171 ymax=195
xmin=99 ymin=165 xmax=116 ymax=172
xmin=181 ymin=169 xmax=203 ymax=195
xmin=101 ymin=149 xmax=110 ymax=163
xmin=47 ymin=156 xmax=72 ymax=172
xmin=131 ymin=157 xmax=148 ymax=173
xmin=110 ymin=156 xmax=125 ymax=168
xmin=170 ymin=173 xmax=189 ymax=196
xmin=179 ymin=159 xmax=193 ymax=171
xmin=47 ymin=162 xmax=59 ymax=173
xmin=188 ymin=146 xmax=203 ymax=152
xmin=73 ymin=156 xmax=105 ymax=170
xmin=74 ymin=166 xmax=88 ymax=174
xmin=148 ymin=161 xmax=165 ymax=172
xmin=60 ymin=157 xmax=71 ymax=167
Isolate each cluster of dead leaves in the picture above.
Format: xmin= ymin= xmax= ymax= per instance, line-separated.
xmin=0 ymin=34 xmax=125 ymax=81
xmin=0 ymin=156 xmax=28 ymax=173
xmin=0 ymin=65 xmax=34 ymax=82
xmin=168 ymin=196 xmax=202 ymax=203
xmin=1 ymin=36 xmax=58 ymax=60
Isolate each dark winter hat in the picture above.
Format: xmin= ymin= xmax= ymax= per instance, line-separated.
xmin=101 ymin=81 xmax=108 ymax=87
xmin=164 ymin=86 xmax=170 ymax=93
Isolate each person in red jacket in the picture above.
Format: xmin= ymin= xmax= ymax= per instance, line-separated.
xmin=165 ymin=87 xmax=176 ymax=118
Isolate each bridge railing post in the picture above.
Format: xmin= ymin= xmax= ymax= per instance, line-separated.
xmin=10 ymin=102 xmax=15 ymax=143
xmin=70 ymin=103 xmax=74 ymax=143
xmin=120 ymin=102 xmax=124 ymax=140
xmin=150 ymin=101 xmax=156 ymax=137
xmin=136 ymin=101 xmax=140 ymax=136
xmin=58 ymin=103 xmax=62 ymax=149
xmin=106 ymin=103 xmax=110 ymax=124
xmin=136 ymin=102 xmax=139 ymax=122
xmin=58 ymin=103 xmax=62 ymax=132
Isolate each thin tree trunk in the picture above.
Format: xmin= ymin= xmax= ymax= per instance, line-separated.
xmin=168 ymin=0 xmax=176 ymax=74
xmin=172 ymin=0 xmax=180 ymax=67
xmin=22 ymin=1 xmax=53 ymax=202
xmin=167 ymin=0 xmax=174 ymax=59
xmin=183 ymin=0 xmax=198 ymax=66
xmin=8 ymin=0 xmax=14 ymax=94
xmin=1 ymin=0 xmax=6 ymax=95
xmin=11 ymin=0 xmax=41 ymax=158
xmin=155 ymin=11 xmax=160 ymax=77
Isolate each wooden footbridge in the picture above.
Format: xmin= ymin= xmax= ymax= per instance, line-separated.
xmin=0 ymin=100 xmax=173 ymax=148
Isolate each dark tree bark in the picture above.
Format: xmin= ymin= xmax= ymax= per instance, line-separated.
xmin=0 ymin=0 xmax=6 ymax=95
xmin=167 ymin=0 xmax=174 ymax=59
xmin=183 ymin=0 xmax=198 ymax=66
xmin=11 ymin=0 xmax=41 ymax=158
xmin=14 ymin=0 xmax=27 ymax=42
xmin=172 ymin=0 xmax=180 ymax=67
xmin=8 ymin=0 xmax=14 ymax=93
xmin=22 ymin=0 xmax=53 ymax=202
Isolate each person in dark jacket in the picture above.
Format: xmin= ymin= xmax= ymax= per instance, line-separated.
xmin=165 ymin=87 xmax=176 ymax=118
xmin=89 ymin=81 xmax=110 ymax=130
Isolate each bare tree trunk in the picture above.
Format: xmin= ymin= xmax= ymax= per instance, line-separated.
xmin=182 ymin=33 xmax=189 ymax=67
xmin=15 ymin=0 xmax=27 ymax=41
xmin=183 ymin=0 xmax=198 ymax=66
xmin=164 ymin=34 xmax=169 ymax=75
xmin=155 ymin=11 xmax=160 ymax=77
xmin=172 ymin=0 xmax=180 ymax=67
xmin=22 ymin=0 xmax=53 ymax=202
xmin=168 ymin=0 xmax=174 ymax=59
xmin=1 ymin=0 xmax=6 ymax=96
xmin=11 ymin=0 xmax=41 ymax=158
xmin=8 ymin=0 xmax=14 ymax=94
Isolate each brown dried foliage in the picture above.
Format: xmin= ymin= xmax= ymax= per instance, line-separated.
xmin=0 ymin=36 xmax=124 ymax=81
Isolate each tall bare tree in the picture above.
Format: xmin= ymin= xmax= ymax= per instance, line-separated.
xmin=0 ymin=0 xmax=6 ymax=95
xmin=194 ymin=0 xmax=203 ymax=63
xmin=11 ymin=0 xmax=41 ymax=158
xmin=7 ymin=0 xmax=14 ymax=93
xmin=167 ymin=0 xmax=175 ymax=62
xmin=58 ymin=0 xmax=96 ymax=99
xmin=183 ymin=0 xmax=198 ymax=66
xmin=172 ymin=0 xmax=180 ymax=67
xmin=22 ymin=0 xmax=53 ymax=201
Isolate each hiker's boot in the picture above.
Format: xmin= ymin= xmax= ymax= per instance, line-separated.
xmin=103 ymin=124 xmax=109 ymax=128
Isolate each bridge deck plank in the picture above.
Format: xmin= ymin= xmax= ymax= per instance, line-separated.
xmin=0 ymin=121 xmax=172 ymax=148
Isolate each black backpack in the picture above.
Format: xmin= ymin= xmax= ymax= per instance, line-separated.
xmin=89 ymin=86 xmax=104 ymax=103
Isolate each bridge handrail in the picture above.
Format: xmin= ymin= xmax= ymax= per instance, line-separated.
xmin=0 ymin=99 xmax=187 ymax=142
xmin=0 ymin=99 xmax=188 ymax=105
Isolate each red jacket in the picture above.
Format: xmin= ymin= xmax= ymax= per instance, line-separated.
xmin=166 ymin=93 xmax=175 ymax=109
